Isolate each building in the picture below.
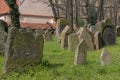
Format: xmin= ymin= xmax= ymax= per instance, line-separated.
xmin=0 ymin=0 xmax=55 ymax=29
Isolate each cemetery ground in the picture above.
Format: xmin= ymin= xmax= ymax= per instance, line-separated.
xmin=0 ymin=37 xmax=120 ymax=80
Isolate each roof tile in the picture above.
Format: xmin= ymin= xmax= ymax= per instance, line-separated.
xmin=0 ymin=0 xmax=20 ymax=15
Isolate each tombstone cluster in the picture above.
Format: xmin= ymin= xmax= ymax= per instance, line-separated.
xmin=56 ymin=18 xmax=116 ymax=65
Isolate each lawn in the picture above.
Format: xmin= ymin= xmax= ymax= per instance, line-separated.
xmin=0 ymin=37 xmax=120 ymax=80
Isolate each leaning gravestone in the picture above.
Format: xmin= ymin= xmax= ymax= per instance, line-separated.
xmin=100 ymin=48 xmax=112 ymax=65
xmin=0 ymin=20 xmax=8 ymax=54
xmin=3 ymin=27 xmax=44 ymax=73
xmin=68 ymin=33 xmax=79 ymax=52
xmin=95 ymin=20 xmax=105 ymax=34
xmin=77 ymin=28 xmax=94 ymax=51
xmin=43 ymin=29 xmax=53 ymax=41
xmin=61 ymin=25 xmax=72 ymax=49
xmin=74 ymin=39 xmax=87 ymax=65
xmin=94 ymin=31 xmax=103 ymax=50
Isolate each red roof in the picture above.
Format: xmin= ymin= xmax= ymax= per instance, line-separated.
xmin=0 ymin=0 xmax=20 ymax=15
xmin=20 ymin=23 xmax=56 ymax=29
xmin=7 ymin=22 xmax=56 ymax=29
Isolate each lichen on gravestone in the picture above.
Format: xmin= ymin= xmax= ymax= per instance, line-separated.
xmin=74 ymin=39 xmax=87 ymax=65
xmin=0 ymin=20 xmax=8 ymax=54
xmin=3 ymin=27 xmax=44 ymax=74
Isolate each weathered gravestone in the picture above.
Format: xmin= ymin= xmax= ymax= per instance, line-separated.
xmin=74 ymin=39 xmax=87 ymax=65
xmin=103 ymin=27 xmax=116 ymax=46
xmin=95 ymin=20 xmax=105 ymax=34
xmin=43 ymin=29 xmax=53 ymax=41
xmin=117 ymin=26 xmax=120 ymax=36
xmin=102 ymin=19 xmax=116 ymax=46
xmin=68 ymin=33 xmax=79 ymax=52
xmin=77 ymin=28 xmax=94 ymax=51
xmin=56 ymin=18 xmax=68 ymax=42
xmin=94 ymin=31 xmax=103 ymax=50
xmin=0 ymin=20 xmax=8 ymax=54
xmin=95 ymin=18 xmax=116 ymax=46
xmin=100 ymin=48 xmax=112 ymax=65
xmin=61 ymin=25 xmax=72 ymax=49
xmin=3 ymin=27 xmax=44 ymax=73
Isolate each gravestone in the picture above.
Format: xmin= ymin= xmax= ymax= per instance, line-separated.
xmin=0 ymin=20 xmax=8 ymax=54
xmin=117 ymin=26 xmax=120 ymax=36
xmin=94 ymin=31 xmax=103 ymax=50
xmin=61 ymin=25 xmax=72 ymax=49
xmin=95 ymin=18 xmax=115 ymax=34
xmin=4 ymin=27 xmax=44 ymax=73
xmin=43 ymin=29 xmax=53 ymax=41
xmin=89 ymin=26 xmax=95 ymax=33
xmin=74 ymin=39 xmax=87 ymax=65
xmin=95 ymin=20 xmax=105 ymax=34
xmin=103 ymin=27 xmax=116 ymax=46
xmin=56 ymin=18 xmax=68 ymax=42
xmin=77 ymin=28 xmax=94 ymax=51
xmin=100 ymin=48 xmax=112 ymax=65
xmin=68 ymin=33 xmax=79 ymax=52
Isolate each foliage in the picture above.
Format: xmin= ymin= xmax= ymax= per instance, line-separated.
xmin=57 ymin=18 xmax=68 ymax=27
xmin=73 ymin=18 xmax=85 ymax=27
xmin=0 ymin=37 xmax=120 ymax=80
xmin=5 ymin=0 xmax=20 ymax=28
xmin=87 ymin=3 xmax=98 ymax=25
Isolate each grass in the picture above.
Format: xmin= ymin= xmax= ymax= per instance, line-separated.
xmin=0 ymin=37 xmax=120 ymax=80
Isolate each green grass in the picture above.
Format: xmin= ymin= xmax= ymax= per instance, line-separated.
xmin=0 ymin=37 xmax=120 ymax=80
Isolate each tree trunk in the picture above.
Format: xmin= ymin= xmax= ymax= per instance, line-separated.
xmin=66 ymin=0 xmax=73 ymax=31
xmin=49 ymin=0 xmax=58 ymax=21
xmin=85 ymin=0 xmax=89 ymax=25
xmin=99 ymin=0 xmax=104 ymax=21
xmin=114 ymin=0 xmax=118 ymax=26
xmin=75 ymin=0 xmax=80 ymax=27
xmin=55 ymin=0 xmax=60 ymax=19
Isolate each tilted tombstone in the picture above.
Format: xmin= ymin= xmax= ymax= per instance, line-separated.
xmin=100 ymin=48 xmax=112 ymax=65
xmin=61 ymin=25 xmax=72 ymax=49
xmin=95 ymin=20 xmax=105 ymax=34
xmin=77 ymin=28 xmax=94 ymax=51
xmin=68 ymin=33 xmax=79 ymax=52
xmin=74 ymin=39 xmax=87 ymax=65
xmin=0 ymin=20 xmax=8 ymax=54
xmin=43 ymin=29 xmax=53 ymax=42
xmin=3 ymin=27 xmax=44 ymax=73
xmin=94 ymin=31 xmax=103 ymax=50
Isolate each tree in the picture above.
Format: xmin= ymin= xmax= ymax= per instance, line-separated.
xmin=5 ymin=0 xmax=20 ymax=28
xmin=75 ymin=0 xmax=80 ymax=27
xmin=85 ymin=0 xmax=98 ymax=25
xmin=99 ymin=0 xmax=104 ymax=21
xmin=66 ymin=0 xmax=73 ymax=30
xmin=113 ymin=0 xmax=118 ymax=26
xmin=49 ymin=0 xmax=58 ymax=21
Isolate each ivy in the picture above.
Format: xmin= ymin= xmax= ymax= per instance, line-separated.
xmin=5 ymin=0 xmax=20 ymax=28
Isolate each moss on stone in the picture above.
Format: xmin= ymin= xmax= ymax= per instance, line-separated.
xmin=57 ymin=18 xmax=68 ymax=28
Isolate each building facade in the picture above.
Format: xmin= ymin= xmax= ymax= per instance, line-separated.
xmin=0 ymin=0 xmax=55 ymax=29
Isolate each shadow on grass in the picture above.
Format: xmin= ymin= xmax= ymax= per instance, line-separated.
xmin=42 ymin=60 xmax=64 ymax=68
